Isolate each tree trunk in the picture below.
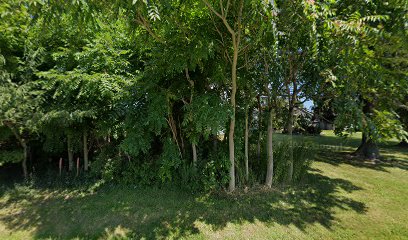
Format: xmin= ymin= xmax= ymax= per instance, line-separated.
xmin=265 ymin=109 xmax=274 ymax=188
xmin=257 ymin=131 xmax=261 ymax=161
xmin=192 ymin=143 xmax=197 ymax=167
xmin=244 ymin=107 xmax=249 ymax=182
xmin=354 ymin=99 xmax=380 ymax=159
xmin=257 ymin=95 xmax=262 ymax=161
xmin=354 ymin=131 xmax=367 ymax=153
xmin=83 ymin=130 xmax=89 ymax=171
xmin=287 ymin=106 xmax=294 ymax=135
xmin=22 ymin=142 xmax=28 ymax=179
xmin=5 ymin=124 xmax=28 ymax=179
xmin=202 ymin=0 xmax=243 ymax=192
xmin=287 ymin=106 xmax=294 ymax=184
xmin=286 ymin=65 xmax=298 ymax=183
xmin=355 ymin=139 xmax=380 ymax=159
xmin=228 ymin=39 xmax=238 ymax=192
xmin=354 ymin=133 xmax=380 ymax=159
xmin=67 ymin=134 xmax=74 ymax=171
xmin=398 ymin=139 xmax=408 ymax=147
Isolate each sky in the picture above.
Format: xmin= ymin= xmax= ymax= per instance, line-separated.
xmin=303 ymin=100 xmax=314 ymax=110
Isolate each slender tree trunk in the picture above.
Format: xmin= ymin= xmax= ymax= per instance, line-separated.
xmin=186 ymin=68 xmax=196 ymax=164
xmin=228 ymin=117 xmax=235 ymax=191
xmin=265 ymin=108 xmax=274 ymax=188
xmin=257 ymin=96 xmax=262 ymax=161
xmin=287 ymin=105 xmax=294 ymax=184
xmin=67 ymin=134 xmax=74 ymax=171
xmin=228 ymin=35 xmax=240 ymax=192
xmin=244 ymin=107 xmax=249 ymax=182
xmin=257 ymin=131 xmax=261 ymax=161
xmin=287 ymin=106 xmax=294 ymax=135
xmin=228 ymin=112 xmax=236 ymax=191
xmin=285 ymin=55 xmax=300 ymax=184
xmin=5 ymin=124 xmax=28 ymax=178
xmin=168 ymin=113 xmax=183 ymax=159
xmin=22 ymin=141 xmax=28 ymax=179
xmin=202 ymin=0 xmax=243 ymax=192
xmin=192 ymin=143 xmax=197 ymax=167
xmin=83 ymin=130 xmax=89 ymax=171
xmin=286 ymin=83 xmax=297 ymax=184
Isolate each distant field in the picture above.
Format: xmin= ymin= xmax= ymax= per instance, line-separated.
xmin=0 ymin=131 xmax=407 ymax=239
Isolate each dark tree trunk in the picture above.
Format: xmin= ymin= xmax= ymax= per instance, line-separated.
xmin=354 ymin=138 xmax=380 ymax=159
xmin=398 ymin=140 xmax=408 ymax=147
xmin=257 ymin=95 xmax=262 ymax=161
xmin=354 ymin=99 xmax=380 ymax=159
xmin=67 ymin=135 xmax=74 ymax=171
xmin=5 ymin=123 xmax=28 ymax=178
xmin=213 ymin=135 xmax=218 ymax=152
xmin=287 ymin=106 xmax=294 ymax=135
xmin=83 ymin=130 xmax=89 ymax=171
xmin=22 ymin=142 xmax=28 ymax=179
xmin=244 ymin=107 xmax=249 ymax=182
xmin=265 ymin=109 xmax=274 ymax=188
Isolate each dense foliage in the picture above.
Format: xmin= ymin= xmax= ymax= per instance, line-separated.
xmin=0 ymin=0 xmax=407 ymax=191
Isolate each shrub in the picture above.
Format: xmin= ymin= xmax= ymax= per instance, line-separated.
xmin=273 ymin=140 xmax=315 ymax=183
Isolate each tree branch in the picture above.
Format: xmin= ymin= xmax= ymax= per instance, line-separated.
xmin=135 ymin=12 xmax=163 ymax=43
xmin=202 ymin=0 xmax=235 ymax=36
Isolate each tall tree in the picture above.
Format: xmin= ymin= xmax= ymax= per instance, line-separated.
xmin=202 ymin=0 xmax=245 ymax=192
xmin=0 ymin=0 xmax=42 ymax=178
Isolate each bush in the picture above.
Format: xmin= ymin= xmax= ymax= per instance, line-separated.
xmin=178 ymin=147 xmax=230 ymax=192
xmin=122 ymin=160 xmax=158 ymax=186
xmin=200 ymin=151 xmax=230 ymax=191
xmin=273 ymin=140 xmax=315 ymax=183
xmin=91 ymin=146 xmax=124 ymax=183
xmin=90 ymin=137 xmax=313 ymax=190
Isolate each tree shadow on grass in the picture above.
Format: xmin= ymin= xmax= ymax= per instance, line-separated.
xmin=0 ymin=171 xmax=366 ymax=239
xmin=316 ymin=149 xmax=408 ymax=172
xmin=294 ymin=133 xmax=408 ymax=172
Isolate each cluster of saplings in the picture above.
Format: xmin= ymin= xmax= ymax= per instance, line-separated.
xmin=1 ymin=0 xmax=407 ymax=192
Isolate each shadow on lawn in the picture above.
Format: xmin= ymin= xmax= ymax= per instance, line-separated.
xmin=0 ymin=171 xmax=366 ymax=239
xmin=316 ymin=148 xmax=408 ymax=172
xmin=288 ymin=132 xmax=408 ymax=172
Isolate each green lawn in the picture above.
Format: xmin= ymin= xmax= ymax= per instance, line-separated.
xmin=0 ymin=131 xmax=407 ymax=239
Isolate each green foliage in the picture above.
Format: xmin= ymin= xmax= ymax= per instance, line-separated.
xmin=273 ymin=140 xmax=315 ymax=183
xmin=123 ymin=161 xmax=158 ymax=186
xmin=91 ymin=146 xmax=123 ymax=183
xmin=183 ymin=94 xmax=231 ymax=142
xmin=1 ymin=0 xmax=406 ymax=191
xmin=0 ymin=150 xmax=23 ymax=166
xmin=158 ymin=138 xmax=182 ymax=183
xmin=200 ymin=150 xmax=230 ymax=191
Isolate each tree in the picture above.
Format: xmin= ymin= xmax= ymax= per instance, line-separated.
xmin=202 ymin=0 xmax=245 ymax=192
xmin=38 ymin=15 xmax=134 ymax=171
xmin=274 ymin=0 xmax=320 ymax=182
xmin=319 ymin=0 xmax=408 ymax=158
xmin=0 ymin=0 xmax=42 ymax=178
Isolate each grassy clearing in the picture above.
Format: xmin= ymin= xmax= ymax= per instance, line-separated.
xmin=0 ymin=131 xmax=407 ymax=239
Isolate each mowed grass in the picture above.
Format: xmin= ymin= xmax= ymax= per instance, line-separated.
xmin=0 ymin=131 xmax=407 ymax=240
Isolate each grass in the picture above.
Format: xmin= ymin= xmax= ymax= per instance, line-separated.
xmin=0 ymin=131 xmax=407 ymax=239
